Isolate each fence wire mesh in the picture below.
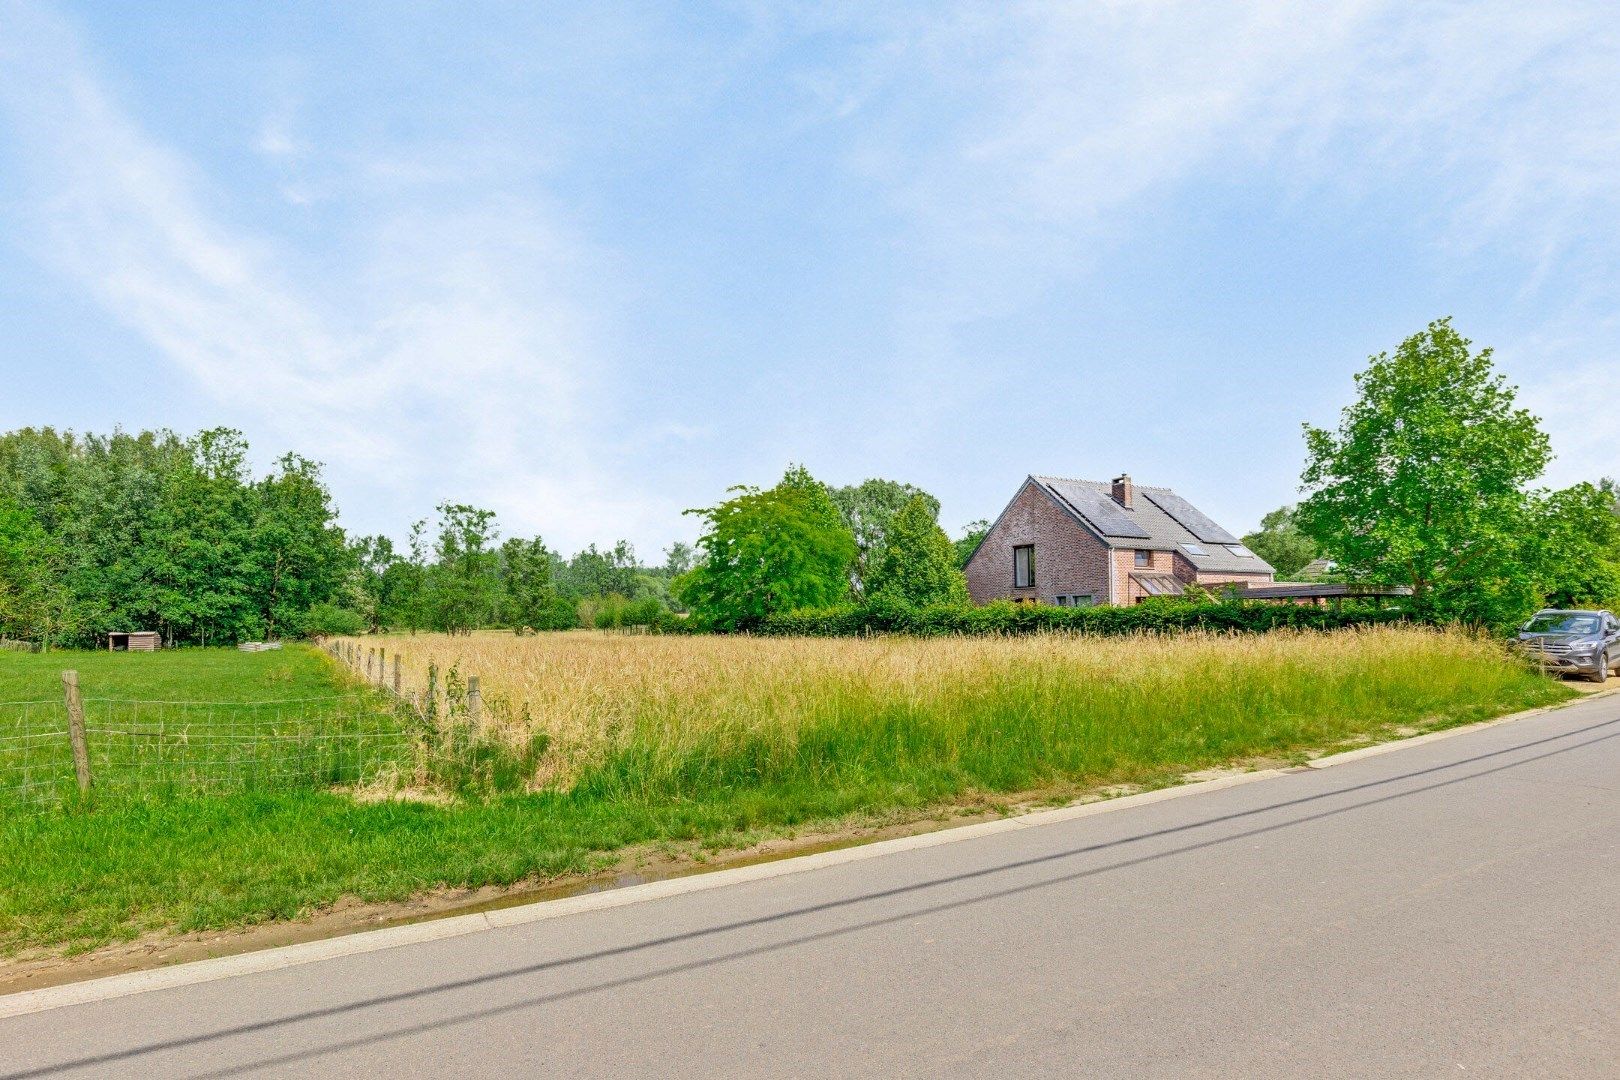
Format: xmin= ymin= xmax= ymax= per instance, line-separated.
xmin=2 ymin=644 xmax=532 ymax=811
xmin=1 ymin=694 xmax=425 ymax=809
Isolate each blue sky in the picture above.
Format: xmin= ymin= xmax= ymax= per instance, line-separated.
xmin=1 ymin=1 xmax=1616 ymax=556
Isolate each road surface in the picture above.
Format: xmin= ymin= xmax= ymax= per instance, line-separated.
xmin=4 ymin=692 xmax=1619 ymax=1077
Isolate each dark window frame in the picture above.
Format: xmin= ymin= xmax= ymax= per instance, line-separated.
xmin=1013 ymin=544 xmax=1035 ymax=589
xmin=1134 ymin=549 xmax=1151 ymax=568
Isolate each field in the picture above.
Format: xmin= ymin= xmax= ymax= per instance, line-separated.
xmin=0 ymin=628 xmax=1575 ymax=957
xmin=341 ymin=628 xmax=1570 ymax=795
xmin=0 ymin=648 xmax=398 ymax=806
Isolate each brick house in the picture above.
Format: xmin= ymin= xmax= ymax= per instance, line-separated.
xmin=963 ymin=474 xmax=1275 ymax=607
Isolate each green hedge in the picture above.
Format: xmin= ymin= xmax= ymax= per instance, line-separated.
xmin=752 ymin=597 xmax=1417 ymax=637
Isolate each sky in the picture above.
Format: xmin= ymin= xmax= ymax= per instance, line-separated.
xmin=1 ymin=1 xmax=1616 ymax=558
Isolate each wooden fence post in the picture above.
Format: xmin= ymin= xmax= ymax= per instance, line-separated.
xmin=468 ymin=676 xmax=483 ymax=733
xmin=392 ymin=654 xmax=402 ymax=696
xmin=61 ymin=670 xmax=91 ymax=795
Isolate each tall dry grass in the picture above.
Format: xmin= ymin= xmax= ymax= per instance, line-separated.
xmin=337 ymin=627 xmax=1567 ymax=797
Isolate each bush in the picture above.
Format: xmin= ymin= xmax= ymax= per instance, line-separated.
xmin=756 ymin=597 xmax=1417 ymax=637
xmin=534 ymin=597 xmax=580 ymax=631
xmin=300 ymin=602 xmax=368 ymax=638
xmin=591 ymin=594 xmax=673 ymax=630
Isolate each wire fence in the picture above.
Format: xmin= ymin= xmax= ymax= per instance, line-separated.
xmin=0 ymin=694 xmax=421 ymax=809
xmin=1 ymin=641 xmax=537 ymax=811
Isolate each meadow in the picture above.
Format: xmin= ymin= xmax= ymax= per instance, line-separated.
xmin=0 ymin=627 xmax=1574 ymax=956
xmin=344 ymin=627 xmax=1570 ymax=796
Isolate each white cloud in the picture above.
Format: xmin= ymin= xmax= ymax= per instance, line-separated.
xmin=803 ymin=0 xmax=1620 ymax=472
xmin=0 ymin=1 xmax=677 ymax=550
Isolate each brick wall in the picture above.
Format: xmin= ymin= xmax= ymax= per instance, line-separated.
xmin=1171 ymin=554 xmax=1272 ymax=589
xmin=1192 ymin=571 xmax=1276 ymax=591
xmin=965 ymin=481 xmax=1115 ymax=605
xmin=1121 ymin=547 xmax=1196 ymax=603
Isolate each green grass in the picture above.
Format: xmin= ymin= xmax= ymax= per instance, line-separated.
xmin=0 ymin=632 xmax=1578 ymax=957
xmin=0 ymin=645 xmax=351 ymax=703
xmin=0 ymin=647 xmax=400 ymax=808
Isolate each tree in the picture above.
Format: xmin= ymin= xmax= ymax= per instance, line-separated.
xmin=953 ymin=519 xmax=991 ymax=569
xmin=1531 ymin=483 xmax=1620 ymax=610
xmin=248 ymin=452 xmax=351 ymax=640
xmin=1297 ymin=319 xmax=1551 ymax=624
xmin=866 ymin=495 xmax=970 ymax=607
xmin=0 ymin=494 xmax=79 ymax=647
xmin=558 ymin=540 xmax=641 ymax=599
xmin=387 ymin=519 xmax=433 ymax=634
xmin=0 ymin=426 xmax=354 ymax=646
xmin=427 ymin=503 xmax=501 ymax=634
xmin=347 ymin=534 xmax=399 ymax=633
xmin=663 ymin=541 xmax=697 ymax=576
xmin=1241 ymin=506 xmax=1319 ymax=578
xmin=827 ymin=479 xmax=941 ymax=596
xmin=498 ymin=536 xmax=561 ymax=627
xmin=675 ymin=465 xmax=856 ymax=630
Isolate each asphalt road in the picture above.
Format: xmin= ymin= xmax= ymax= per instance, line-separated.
xmin=5 ymin=692 xmax=1620 ymax=1078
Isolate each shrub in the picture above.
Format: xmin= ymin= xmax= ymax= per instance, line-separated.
xmin=535 ymin=596 xmax=580 ymax=631
xmin=300 ymin=602 xmax=368 ymax=638
xmin=757 ymin=598 xmax=1415 ymax=637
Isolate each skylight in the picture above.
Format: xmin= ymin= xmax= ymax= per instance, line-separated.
xmin=1227 ymin=544 xmax=1256 ymax=558
xmin=1181 ymin=543 xmax=1209 ymax=557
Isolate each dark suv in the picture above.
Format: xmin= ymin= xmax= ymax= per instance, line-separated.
xmin=1518 ymin=609 xmax=1620 ymax=683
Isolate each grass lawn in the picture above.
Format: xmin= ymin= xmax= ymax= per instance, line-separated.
xmin=0 ymin=645 xmax=355 ymax=703
xmin=0 ymin=647 xmax=396 ymax=816
xmin=0 ymin=629 xmax=1577 ymax=957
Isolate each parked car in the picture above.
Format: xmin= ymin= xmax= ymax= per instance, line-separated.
xmin=1517 ymin=609 xmax=1620 ymax=683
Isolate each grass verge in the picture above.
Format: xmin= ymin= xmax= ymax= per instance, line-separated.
xmin=1 ymin=628 xmax=1576 ymax=957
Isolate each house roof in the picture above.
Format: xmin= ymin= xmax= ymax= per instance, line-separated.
xmin=1030 ymin=476 xmax=1276 ymax=575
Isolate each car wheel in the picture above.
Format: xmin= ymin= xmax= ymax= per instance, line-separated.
xmin=1592 ymin=652 xmax=1610 ymax=684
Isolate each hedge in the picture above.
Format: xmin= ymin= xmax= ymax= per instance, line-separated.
xmin=751 ymin=597 xmax=1418 ymax=637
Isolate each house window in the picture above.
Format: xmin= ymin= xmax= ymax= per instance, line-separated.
xmin=1013 ymin=545 xmax=1035 ymax=588
xmin=1134 ymin=549 xmax=1151 ymax=568
xmin=1071 ymin=594 xmax=1095 ymax=608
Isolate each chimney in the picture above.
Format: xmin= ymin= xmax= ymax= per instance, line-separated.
xmin=1111 ymin=474 xmax=1134 ymax=508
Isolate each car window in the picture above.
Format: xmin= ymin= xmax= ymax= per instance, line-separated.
xmin=1524 ymin=613 xmax=1601 ymax=635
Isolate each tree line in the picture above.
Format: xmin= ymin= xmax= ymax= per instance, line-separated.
xmin=0 ymin=427 xmax=700 ymax=647
xmin=0 ymin=427 xmax=969 ymax=647
xmin=3 ymin=318 xmax=1615 ymax=646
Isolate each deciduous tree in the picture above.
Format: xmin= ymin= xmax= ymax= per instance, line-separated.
xmin=1298 ymin=318 xmax=1550 ymax=624
xmin=1241 ymin=506 xmax=1320 ymax=579
xmin=827 ymin=479 xmax=940 ymax=596
xmin=676 ymin=465 xmax=856 ymax=630
xmin=866 ymin=495 xmax=970 ymax=607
